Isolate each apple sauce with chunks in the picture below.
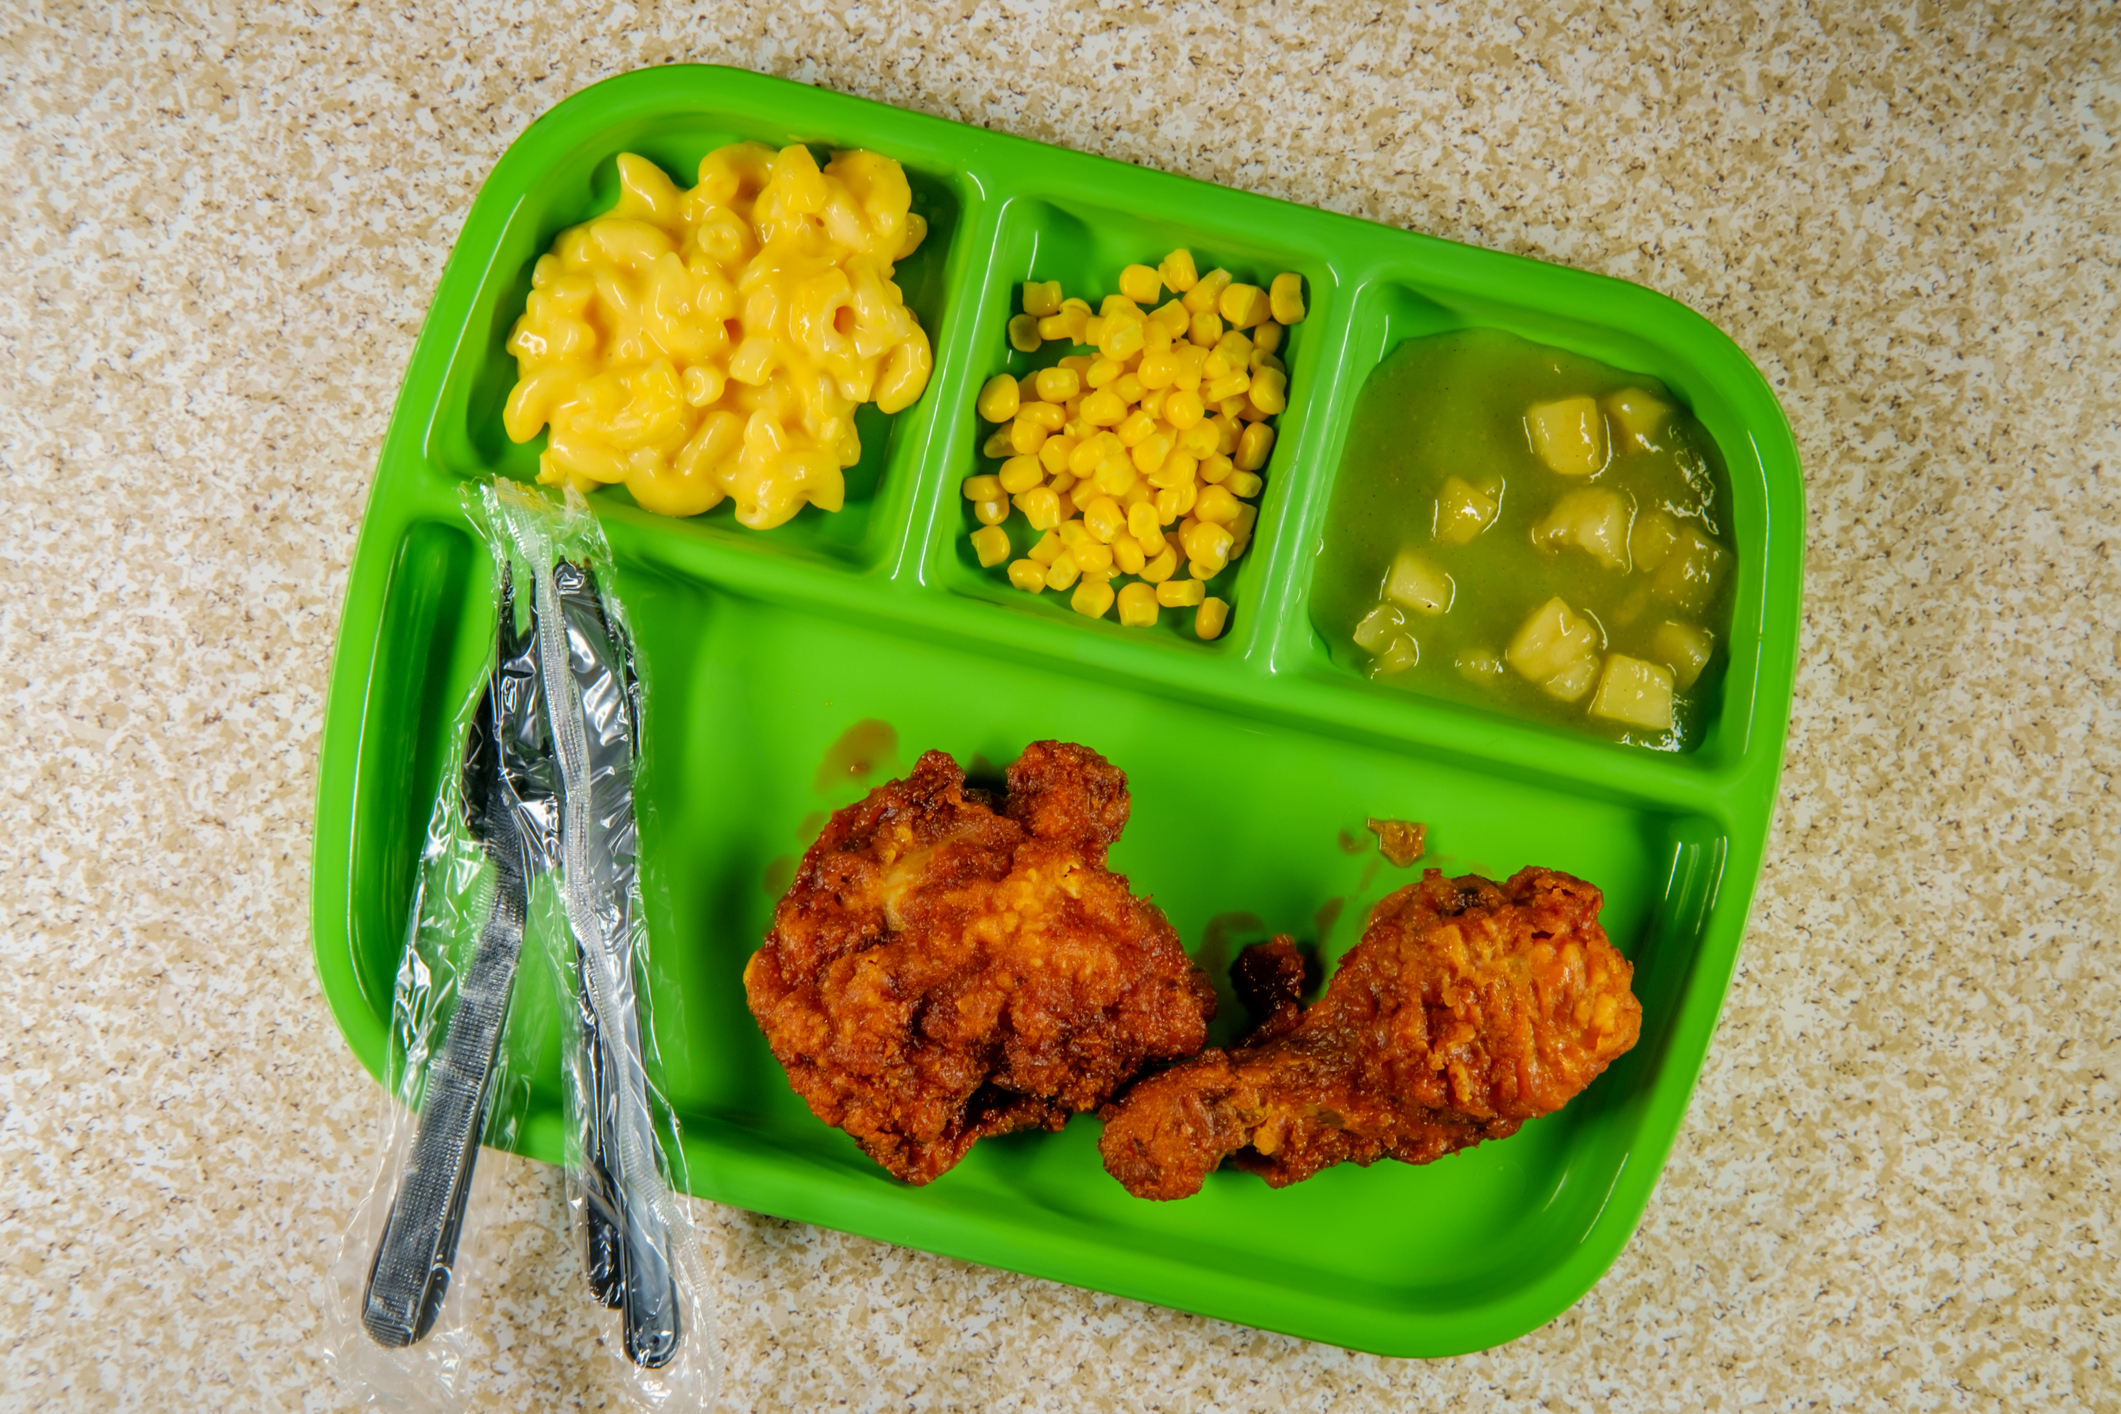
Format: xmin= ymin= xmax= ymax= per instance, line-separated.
xmin=1313 ymin=328 xmax=1734 ymax=751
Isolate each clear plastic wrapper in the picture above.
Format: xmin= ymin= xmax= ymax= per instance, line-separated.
xmin=325 ymin=481 xmax=715 ymax=1409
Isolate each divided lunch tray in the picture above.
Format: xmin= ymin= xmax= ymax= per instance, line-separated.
xmin=312 ymin=65 xmax=1803 ymax=1358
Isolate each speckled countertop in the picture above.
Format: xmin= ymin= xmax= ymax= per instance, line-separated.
xmin=3 ymin=4 xmax=2116 ymax=1410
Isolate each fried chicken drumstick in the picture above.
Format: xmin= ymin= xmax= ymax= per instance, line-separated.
xmin=1099 ymin=867 xmax=1641 ymax=1199
xmin=745 ymin=742 xmax=1216 ymax=1185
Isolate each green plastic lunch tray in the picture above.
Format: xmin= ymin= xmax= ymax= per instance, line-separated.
xmin=312 ymin=65 xmax=1803 ymax=1358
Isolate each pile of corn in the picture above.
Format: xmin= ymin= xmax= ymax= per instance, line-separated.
xmin=964 ymin=249 xmax=1306 ymax=640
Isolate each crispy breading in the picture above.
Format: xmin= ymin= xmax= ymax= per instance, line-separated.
xmin=745 ymin=741 xmax=1216 ymax=1185
xmin=1098 ymin=867 xmax=1641 ymax=1199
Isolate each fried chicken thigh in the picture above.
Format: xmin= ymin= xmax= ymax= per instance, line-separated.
xmin=1099 ymin=867 xmax=1641 ymax=1199
xmin=745 ymin=742 xmax=1216 ymax=1185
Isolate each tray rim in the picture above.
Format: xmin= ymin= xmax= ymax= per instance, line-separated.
xmin=310 ymin=62 xmax=1805 ymax=1359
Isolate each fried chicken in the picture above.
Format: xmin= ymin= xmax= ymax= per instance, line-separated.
xmin=1098 ymin=867 xmax=1641 ymax=1199
xmin=744 ymin=741 xmax=1216 ymax=1185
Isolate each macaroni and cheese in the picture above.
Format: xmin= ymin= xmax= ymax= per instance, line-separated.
xmin=504 ymin=144 xmax=933 ymax=528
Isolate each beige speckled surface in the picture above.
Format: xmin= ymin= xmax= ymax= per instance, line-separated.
xmin=3 ymin=3 xmax=2116 ymax=1409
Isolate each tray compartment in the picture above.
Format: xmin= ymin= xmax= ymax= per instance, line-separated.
xmin=573 ymin=563 xmax=1740 ymax=1349
xmin=924 ymin=186 xmax=1340 ymax=651
xmin=1265 ymin=266 xmax=1783 ymax=776
xmin=423 ymin=116 xmax=982 ymax=574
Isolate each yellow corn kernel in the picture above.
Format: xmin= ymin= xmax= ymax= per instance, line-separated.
xmin=1141 ymin=547 xmax=1179 ymax=583
xmin=1210 ymin=416 xmax=1241 ymax=455
xmin=1013 ymin=486 xmax=1062 ymax=530
xmin=1195 ymin=596 xmax=1230 ymax=640
xmin=1074 ymin=539 xmax=1115 ymax=573
xmin=1049 ymin=469 xmax=1078 ymax=496
xmin=970 ymin=523 xmax=1011 ymax=566
xmin=1228 ymin=500 xmax=1259 ymax=555
xmin=1036 ymin=313 xmax=1072 ymax=340
xmin=1179 ymin=420 xmax=1220 ymax=459
xmin=1199 ymin=452 xmax=1235 ymax=484
xmin=1251 ymin=348 xmax=1285 ymax=374
xmin=1112 ymin=581 xmax=1157 ymax=627
xmin=1099 ymin=318 xmax=1146 ymax=360
xmin=1235 ymin=422 xmax=1276 ymax=471
xmin=1081 ymin=356 xmax=1121 ymax=389
xmin=1188 ymin=309 xmax=1224 ymax=347
xmin=1100 ymin=293 xmax=1143 ymax=320
xmin=1112 ymin=534 xmax=1147 ymax=575
xmin=1158 ymin=248 xmax=1199 ymax=293
xmin=1028 ymin=530 xmax=1064 ymax=565
xmin=1219 ymin=395 xmax=1250 ymax=421
xmin=1268 ymin=272 xmax=1306 ymax=324
xmin=1149 ymin=449 xmax=1197 ymax=489
xmin=1007 ymin=558 xmax=1048 ymax=592
xmin=1164 ymin=388 xmax=1206 ymax=430
xmin=1070 ymin=478 xmax=1102 ymax=511
xmin=1023 ymin=279 xmax=1063 ymax=316
xmin=1045 ymin=552 xmax=1082 ymax=590
xmin=1138 ymin=349 xmax=1181 ymax=390
xmin=1156 ymin=481 xmax=1197 ymax=523
xmin=1140 ymin=318 xmax=1173 ymax=357
xmin=1126 ymin=500 xmax=1164 ymax=543
xmin=1252 ymin=320 xmax=1284 ymax=353
xmin=1183 ymin=519 xmax=1235 ymax=564
xmin=963 ymin=474 xmax=1004 ymax=501
xmin=1085 ymin=495 xmax=1126 ymax=543
xmin=1038 ymin=435 xmax=1078 ymax=475
xmin=1080 ymin=388 xmax=1130 ymax=426
xmin=1072 ymin=578 xmax=1116 ymax=619
xmin=1137 ymin=387 xmax=1169 ymax=421
xmin=1156 ymin=577 xmax=1205 ymax=608
xmin=1195 ymin=484 xmax=1242 ymax=524
xmin=1068 ymin=434 xmax=1107 ymax=476
xmin=1116 ymin=408 xmax=1158 ymax=447
xmin=1020 ymin=401 xmax=1066 ymax=431
xmin=1204 ymin=370 xmax=1251 ymax=403
xmin=1131 ymin=432 xmax=1174 ymax=476
xmin=1219 ymin=282 xmax=1269 ymax=329
xmin=1248 ymin=367 xmax=1288 ymax=416
xmin=977 ymin=374 xmax=1021 ymax=423
xmin=1010 ymin=417 xmax=1049 ymax=456
xmin=997 ymin=455 xmax=1044 ymax=494
xmin=1034 ymin=366 xmax=1081 ymax=403
xmin=1226 ymin=468 xmax=1264 ymax=498
xmin=982 ymin=427 xmax=1015 ymax=458
xmin=1183 ymin=267 xmax=1234 ymax=314
xmin=1008 ymin=313 xmax=1042 ymax=352
xmin=1118 ymin=264 xmax=1162 ymax=304
xmin=1057 ymin=519 xmax=1092 ymax=549
xmin=1110 ymin=372 xmax=1146 ymax=405
xmin=1168 ymin=344 xmax=1204 ymax=392
xmin=1151 ymin=299 xmax=1191 ymax=336
xmin=1082 ymin=315 xmax=1106 ymax=346
xmin=1094 ymin=456 xmax=1138 ymax=496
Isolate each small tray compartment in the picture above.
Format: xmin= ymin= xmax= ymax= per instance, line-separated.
xmin=313 ymin=64 xmax=1804 ymax=1359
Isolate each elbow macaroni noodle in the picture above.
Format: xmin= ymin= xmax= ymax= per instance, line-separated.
xmin=504 ymin=144 xmax=934 ymax=528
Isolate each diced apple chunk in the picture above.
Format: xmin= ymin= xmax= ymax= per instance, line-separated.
xmin=1526 ymin=396 xmax=1609 ymax=476
xmin=1605 ymin=387 xmax=1669 ymax=447
xmin=1648 ymin=524 xmax=1730 ymax=613
xmin=1434 ymin=475 xmax=1500 ymax=546
xmin=1533 ymin=487 xmax=1632 ymax=571
xmin=1384 ymin=549 xmax=1454 ymax=616
xmin=1352 ymin=601 xmax=1406 ymax=652
xmin=1455 ymin=647 xmax=1505 ymax=685
xmin=1630 ymin=509 xmax=1679 ymax=572
xmin=1649 ymin=619 xmax=1715 ymax=688
xmin=1589 ymin=654 xmax=1675 ymax=731
xmin=1505 ymin=596 xmax=1603 ymax=702
xmin=1368 ymin=632 xmax=1419 ymax=677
